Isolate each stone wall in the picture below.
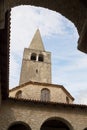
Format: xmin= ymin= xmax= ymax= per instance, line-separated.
xmin=0 ymin=99 xmax=87 ymax=130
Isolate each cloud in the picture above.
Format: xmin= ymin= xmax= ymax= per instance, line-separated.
xmin=11 ymin=6 xmax=78 ymax=49
xmin=75 ymin=89 xmax=87 ymax=104
xmin=9 ymin=53 xmax=21 ymax=88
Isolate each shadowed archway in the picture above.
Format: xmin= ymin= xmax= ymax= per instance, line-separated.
xmin=84 ymin=128 xmax=87 ymax=130
xmin=40 ymin=117 xmax=73 ymax=130
xmin=8 ymin=121 xmax=31 ymax=130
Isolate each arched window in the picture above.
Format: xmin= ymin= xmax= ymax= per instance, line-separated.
xmin=15 ymin=90 xmax=22 ymax=98
xmin=41 ymin=88 xmax=50 ymax=101
xmin=38 ymin=54 xmax=44 ymax=62
xmin=31 ymin=53 xmax=36 ymax=61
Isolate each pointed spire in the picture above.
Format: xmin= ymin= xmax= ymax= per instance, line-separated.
xmin=29 ymin=29 xmax=45 ymax=51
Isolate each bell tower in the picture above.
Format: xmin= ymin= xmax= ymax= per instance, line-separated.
xmin=19 ymin=29 xmax=51 ymax=85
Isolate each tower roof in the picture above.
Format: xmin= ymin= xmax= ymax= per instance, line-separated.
xmin=29 ymin=29 xmax=45 ymax=51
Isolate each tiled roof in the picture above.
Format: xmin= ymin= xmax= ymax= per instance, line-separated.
xmin=9 ymin=97 xmax=87 ymax=110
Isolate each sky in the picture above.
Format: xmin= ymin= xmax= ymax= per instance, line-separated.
xmin=10 ymin=5 xmax=87 ymax=104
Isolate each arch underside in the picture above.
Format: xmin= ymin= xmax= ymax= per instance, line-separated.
xmin=6 ymin=0 xmax=87 ymax=33
xmin=2 ymin=0 xmax=87 ymax=53
xmin=0 ymin=0 xmax=87 ymax=34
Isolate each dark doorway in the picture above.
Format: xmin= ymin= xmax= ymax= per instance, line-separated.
xmin=8 ymin=122 xmax=31 ymax=130
xmin=40 ymin=119 xmax=70 ymax=130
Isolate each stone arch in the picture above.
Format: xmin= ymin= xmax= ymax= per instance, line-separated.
xmin=41 ymin=88 xmax=50 ymax=101
xmin=8 ymin=121 xmax=31 ymax=130
xmin=6 ymin=0 xmax=86 ymax=36
xmin=5 ymin=2 xmax=79 ymax=49
xmin=40 ymin=117 xmax=74 ymax=130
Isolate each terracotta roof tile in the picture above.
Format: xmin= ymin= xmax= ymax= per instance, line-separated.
xmin=9 ymin=97 xmax=87 ymax=110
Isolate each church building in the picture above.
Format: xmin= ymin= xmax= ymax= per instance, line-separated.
xmin=0 ymin=29 xmax=87 ymax=130
xmin=9 ymin=29 xmax=74 ymax=104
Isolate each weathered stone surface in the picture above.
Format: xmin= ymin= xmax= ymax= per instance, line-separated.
xmin=0 ymin=99 xmax=87 ymax=130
